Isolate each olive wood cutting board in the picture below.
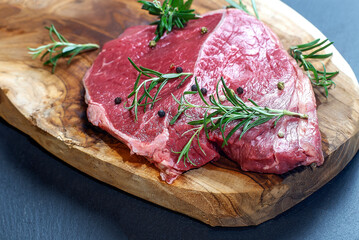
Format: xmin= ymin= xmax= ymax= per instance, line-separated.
xmin=1 ymin=0 xmax=358 ymax=227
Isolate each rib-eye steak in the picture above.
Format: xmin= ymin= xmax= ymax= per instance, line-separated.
xmin=83 ymin=9 xmax=324 ymax=183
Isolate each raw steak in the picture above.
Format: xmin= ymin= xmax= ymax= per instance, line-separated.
xmin=83 ymin=9 xmax=324 ymax=183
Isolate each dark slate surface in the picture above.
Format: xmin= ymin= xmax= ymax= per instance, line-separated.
xmin=1 ymin=0 xmax=358 ymax=239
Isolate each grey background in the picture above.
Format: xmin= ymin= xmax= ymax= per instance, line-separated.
xmin=1 ymin=0 xmax=358 ymax=239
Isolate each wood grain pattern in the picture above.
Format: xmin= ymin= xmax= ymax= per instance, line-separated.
xmin=0 ymin=0 xmax=358 ymax=227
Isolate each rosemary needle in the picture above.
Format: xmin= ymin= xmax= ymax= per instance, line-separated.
xmin=28 ymin=24 xmax=99 ymax=73
xmin=138 ymin=0 xmax=199 ymax=43
xmin=125 ymin=58 xmax=193 ymax=122
xmin=290 ymin=38 xmax=339 ymax=97
xmin=171 ymin=77 xmax=307 ymax=166
xmin=226 ymin=0 xmax=260 ymax=20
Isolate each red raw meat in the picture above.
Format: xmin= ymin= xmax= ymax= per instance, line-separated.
xmin=83 ymin=9 xmax=324 ymax=183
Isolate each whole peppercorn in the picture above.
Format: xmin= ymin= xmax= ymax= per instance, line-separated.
xmin=200 ymin=87 xmax=207 ymax=95
xmin=114 ymin=97 xmax=122 ymax=105
xmin=277 ymin=131 xmax=285 ymax=138
xmin=219 ymin=95 xmax=226 ymax=102
xmin=201 ymin=27 xmax=208 ymax=35
xmin=149 ymin=40 xmax=157 ymax=48
xmin=237 ymin=87 xmax=244 ymax=95
xmin=176 ymin=66 xmax=183 ymax=73
xmin=158 ymin=110 xmax=166 ymax=118
xmin=277 ymin=82 xmax=285 ymax=90
xmin=191 ymin=84 xmax=198 ymax=91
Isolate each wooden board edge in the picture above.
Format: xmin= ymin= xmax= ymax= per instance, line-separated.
xmin=1 ymin=0 xmax=359 ymax=227
xmin=2 ymin=84 xmax=358 ymax=227
xmin=0 ymin=87 xmax=247 ymax=227
xmin=271 ymin=0 xmax=358 ymax=84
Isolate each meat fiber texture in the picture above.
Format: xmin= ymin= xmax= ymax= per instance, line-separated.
xmin=83 ymin=9 xmax=324 ymax=184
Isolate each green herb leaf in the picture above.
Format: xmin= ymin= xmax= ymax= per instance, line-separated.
xmin=226 ymin=0 xmax=259 ymax=20
xmin=125 ymin=58 xmax=193 ymax=122
xmin=171 ymin=77 xmax=308 ymax=166
xmin=290 ymin=38 xmax=339 ymax=97
xmin=28 ymin=24 xmax=99 ymax=73
xmin=138 ymin=0 xmax=199 ymax=43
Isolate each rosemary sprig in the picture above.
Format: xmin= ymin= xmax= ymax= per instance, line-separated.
xmin=125 ymin=58 xmax=193 ymax=121
xmin=138 ymin=0 xmax=199 ymax=43
xmin=28 ymin=24 xmax=99 ymax=73
xmin=226 ymin=0 xmax=259 ymax=20
xmin=171 ymin=77 xmax=308 ymax=166
xmin=171 ymin=125 xmax=203 ymax=167
xmin=290 ymin=38 xmax=339 ymax=97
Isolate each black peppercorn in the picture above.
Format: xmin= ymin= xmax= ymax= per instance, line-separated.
xmin=200 ymin=87 xmax=207 ymax=95
xmin=176 ymin=66 xmax=183 ymax=73
xmin=191 ymin=84 xmax=198 ymax=91
xmin=237 ymin=87 xmax=244 ymax=95
xmin=158 ymin=110 xmax=166 ymax=118
xmin=114 ymin=97 xmax=122 ymax=104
